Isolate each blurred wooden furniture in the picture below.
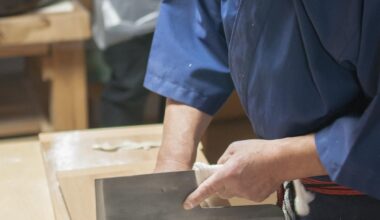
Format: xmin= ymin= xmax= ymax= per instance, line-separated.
xmin=0 ymin=72 xmax=50 ymax=136
xmin=0 ymin=141 xmax=55 ymax=220
xmin=79 ymin=0 xmax=92 ymax=10
xmin=0 ymin=1 xmax=91 ymax=133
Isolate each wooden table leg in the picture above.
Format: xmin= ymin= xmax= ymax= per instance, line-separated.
xmin=42 ymin=42 xmax=88 ymax=130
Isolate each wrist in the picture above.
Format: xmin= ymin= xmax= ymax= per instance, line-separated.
xmin=275 ymin=135 xmax=327 ymax=182
xmin=155 ymin=158 xmax=192 ymax=172
xmin=158 ymin=140 xmax=198 ymax=164
xmin=155 ymin=142 xmax=197 ymax=172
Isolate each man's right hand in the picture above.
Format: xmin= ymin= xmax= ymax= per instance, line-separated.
xmin=154 ymin=99 xmax=212 ymax=173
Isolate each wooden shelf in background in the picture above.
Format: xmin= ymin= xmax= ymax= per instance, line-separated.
xmin=0 ymin=1 xmax=91 ymax=47
xmin=0 ymin=73 xmax=51 ymax=137
xmin=0 ymin=0 xmax=91 ymax=134
xmin=0 ymin=44 xmax=49 ymax=58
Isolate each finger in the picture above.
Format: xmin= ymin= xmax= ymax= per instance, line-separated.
xmin=217 ymin=149 xmax=234 ymax=164
xmin=217 ymin=154 xmax=230 ymax=164
xmin=216 ymin=187 xmax=234 ymax=200
xmin=183 ymin=170 xmax=225 ymax=210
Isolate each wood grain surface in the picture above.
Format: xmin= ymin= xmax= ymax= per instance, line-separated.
xmin=0 ymin=1 xmax=91 ymax=47
xmin=40 ymin=124 xmax=208 ymax=220
xmin=0 ymin=141 xmax=55 ymax=220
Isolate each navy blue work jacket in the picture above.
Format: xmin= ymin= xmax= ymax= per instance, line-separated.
xmin=144 ymin=0 xmax=380 ymax=200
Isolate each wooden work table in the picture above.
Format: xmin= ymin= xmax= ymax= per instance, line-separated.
xmin=0 ymin=124 xmax=210 ymax=220
xmin=0 ymin=1 xmax=91 ymax=134
xmin=0 ymin=141 xmax=55 ymax=220
xmin=0 ymin=124 xmax=271 ymax=220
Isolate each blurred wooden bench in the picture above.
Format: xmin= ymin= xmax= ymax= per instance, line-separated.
xmin=0 ymin=1 xmax=91 ymax=135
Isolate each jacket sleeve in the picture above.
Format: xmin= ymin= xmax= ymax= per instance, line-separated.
xmin=315 ymin=0 xmax=380 ymax=199
xmin=144 ymin=0 xmax=233 ymax=115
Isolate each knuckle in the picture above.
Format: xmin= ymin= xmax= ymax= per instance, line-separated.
xmin=229 ymin=142 xmax=238 ymax=150
xmin=227 ymin=144 xmax=238 ymax=154
xmin=226 ymin=168 xmax=238 ymax=179
xmin=227 ymin=162 xmax=243 ymax=178
xmin=202 ymin=183 xmax=217 ymax=196
xmin=221 ymin=166 xmax=238 ymax=180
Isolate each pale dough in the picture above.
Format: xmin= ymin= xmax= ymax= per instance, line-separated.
xmin=193 ymin=162 xmax=230 ymax=208
xmin=92 ymin=140 xmax=160 ymax=152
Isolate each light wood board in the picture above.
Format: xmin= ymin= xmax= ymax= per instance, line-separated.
xmin=42 ymin=42 xmax=88 ymax=130
xmin=40 ymin=124 xmax=208 ymax=220
xmin=0 ymin=1 xmax=91 ymax=47
xmin=57 ymin=153 xmax=208 ymax=220
xmin=39 ymin=124 xmax=275 ymax=220
xmin=0 ymin=141 xmax=55 ymax=220
xmin=0 ymin=44 xmax=48 ymax=58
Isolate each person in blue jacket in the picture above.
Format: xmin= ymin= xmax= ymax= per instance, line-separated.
xmin=144 ymin=1 xmax=380 ymax=219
